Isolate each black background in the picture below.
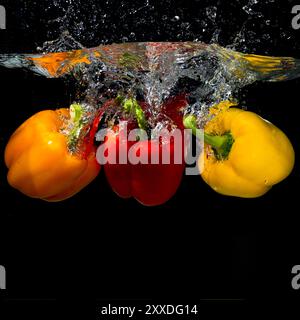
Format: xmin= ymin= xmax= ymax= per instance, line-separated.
xmin=0 ymin=0 xmax=299 ymax=318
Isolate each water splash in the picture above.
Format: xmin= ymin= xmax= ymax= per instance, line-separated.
xmin=13 ymin=0 xmax=299 ymax=56
xmin=37 ymin=31 xmax=84 ymax=53
xmin=1 ymin=42 xmax=299 ymax=134
xmin=1 ymin=1 xmax=300 ymax=148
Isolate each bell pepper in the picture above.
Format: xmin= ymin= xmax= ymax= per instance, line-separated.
xmin=99 ymin=98 xmax=185 ymax=206
xmin=184 ymin=106 xmax=295 ymax=198
xmin=5 ymin=105 xmax=100 ymax=201
xmin=158 ymin=94 xmax=188 ymax=130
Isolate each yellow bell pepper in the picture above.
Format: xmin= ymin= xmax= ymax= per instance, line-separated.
xmin=185 ymin=107 xmax=295 ymax=198
xmin=5 ymin=107 xmax=100 ymax=201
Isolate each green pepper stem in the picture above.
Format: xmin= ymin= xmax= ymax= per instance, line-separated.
xmin=122 ymin=98 xmax=147 ymax=130
xmin=203 ymin=132 xmax=230 ymax=149
xmin=70 ymin=104 xmax=83 ymax=123
xmin=68 ymin=104 xmax=85 ymax=151
xmin=183 ymin=114 xmax=234 ymax=160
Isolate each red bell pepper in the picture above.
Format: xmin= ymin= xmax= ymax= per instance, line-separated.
xmin=159 ymin=93 xmax=188 ymax=130
xmin=97 ymin=97 xmax=187 ymax=206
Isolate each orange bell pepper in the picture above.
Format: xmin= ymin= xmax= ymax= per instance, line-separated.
xmin=5 ymin=107 xmax=100 ymax=201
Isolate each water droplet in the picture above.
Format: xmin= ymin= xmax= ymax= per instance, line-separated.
xmin=206 ymin=6 xmax=217 ymax=21
xmin=171 ymin=15 xmax=180 ymax=22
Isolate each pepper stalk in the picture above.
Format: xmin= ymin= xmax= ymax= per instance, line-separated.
xmin=183 ymin=114 xmax=234 ymax=160
xmin=117 ymin=96 xmax=148 ymax=131
xmin=68 ymin=103 xmax=87 ymax=152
